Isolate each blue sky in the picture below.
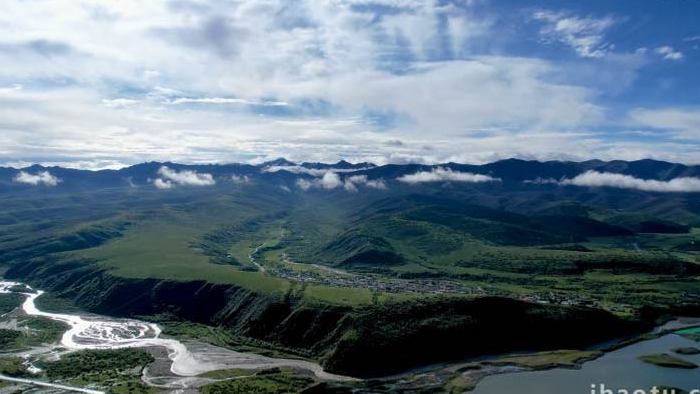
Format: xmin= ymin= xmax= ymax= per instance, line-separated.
xmin=0 ymin=0 xmax=698 ymax=169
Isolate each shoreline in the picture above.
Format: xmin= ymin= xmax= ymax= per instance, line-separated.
xmin=456 ymin=320 xmax=700 ymax=392
xmin=360 ymin=318 xmax=700 ymax=392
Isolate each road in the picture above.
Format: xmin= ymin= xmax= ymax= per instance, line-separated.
xmin=0 ymin=374 xmax=105 ymax=394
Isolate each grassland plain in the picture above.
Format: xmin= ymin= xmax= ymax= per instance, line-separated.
xmin=637 ymin=353 xmax=699 ymax=369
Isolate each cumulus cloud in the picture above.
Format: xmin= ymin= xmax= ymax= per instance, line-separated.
xmin=318 ymin=171 xmax=343 ymax=189
xmin=295 ymin=172 xmax=341 ymax=190
xmin=153 ymin=177 xmax=173 ymax=189
xmin=654 ymin=46 xmax=683 ymax=61
xmin=13 ymin=170 xmax=61 ymax=186
xmin=295 ymin=178 xmax=313 ymax=191
xmin=0 ymin=1 xmax=695 ymax=167
xmin=0 ymin=0 xmax=644 ymax=169
xmin=153 ymin=166 xmax=215 ymax=188
xmin=561 ymin=171 xmax=700 ymax=192
xmin=296 ymin=172 xmax=386 ymax=192
xmin=344 ymin=175 xmax=387 ymax=192
xmin=532 ymin=10 xmax=616 ymax=58
xmin=397 ymin=167 xmax=500 ymax=184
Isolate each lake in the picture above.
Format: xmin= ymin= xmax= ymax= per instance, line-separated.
xmin=472 ymin=328 xmax=700 ymax=394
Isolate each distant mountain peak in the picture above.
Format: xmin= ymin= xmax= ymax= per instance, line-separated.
xmin=262 ymin=158 xmax=296 ymax=167
xmin=299 ymin=160 xmax=376 ymax=169
xmin=333 ymin=160 xmax=376 ymax=169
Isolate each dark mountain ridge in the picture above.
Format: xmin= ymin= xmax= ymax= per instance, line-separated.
xmin=2 ymin=158 xmax=699 ymax=192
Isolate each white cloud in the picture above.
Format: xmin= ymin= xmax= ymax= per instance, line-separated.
xmin=154 ymin=166 xmax=215 ymax=188
xmin=561 ymin=171 xmax=700 ymax=192
xmin=344 ymin=180 xmax=358 ymax=192
xmin=0 ymin=1 xmax=693 ymax=167
xmin=366 ymin=179 xmax=388 ymax=189
xmin=654 ymin=46 xmax=683 ymax=61
xmin=295 ymin=171 xmax=386 ymax=191
xmin=629 ymin=108 xmax=700 ymax=139
xmin=344 ymin=174 xmax=387 ymax=191
xmin=397 ymin=167 xmax=500 ymax=184
xmin=230 ymin=174 xmax=250 ymax=184
xmin=532 ymin=10 xmax=616 ymax=58
xmin=101 ymin=98 xmax=140 ymax=109
xmin=319 ymin=171 xmax=343 ymax=189
xmin=13 ymin=170 xmax=60 ymax=186
xmin=295 ymin=178 xmax=313 ymax=191
xmin=153 ymin=177 xmax=173 ymax=189
xmin=295 ymin=172 xmax=342 ymax=191
xmin=0 ymin=0 xmax=633 ymax=168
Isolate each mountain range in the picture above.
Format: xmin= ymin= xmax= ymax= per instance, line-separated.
xmin=1 ymin=158 xmax=699 ymax=191
xmin=1 ymin=157 xmax=700 ymax=378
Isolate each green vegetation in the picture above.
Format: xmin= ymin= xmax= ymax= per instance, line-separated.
xmin=0 ymin=292 xmax=23 ymax=314
xmin=445 ymin=375 xmax=477 ymax=394
xmin=200 ymin=369 xmax=315 ymax=394
xmin=153 ymin=317 xmax=311 ymax=359
xmin=78 ymin=220 xmax=291 ymax=295
xmin=19 ymin=316 xmax=68 ymax=346
xmin=0 ymin=357 xmax=27 ymax=377
xmin=676 ymin=326 xmax=700 ymax=335
xmin=38 ymin=349 xmax=156 ymax=393
xmin=41 ymin=349 xmax=154 ymax=379
xmin=673 ymin=347 xmax=700 ymax=355
xmin=0 ymin=317 xmax=67 ymax=349
xmin=320 ymin=297 xmax=639 ymax=376
xmin=440 ymin=350 xmax=602 ymax=393
xmin=0 ymin=328 xmax=21 ymax=347
xmin=1 ymin=171 xmax=700 ymax=378
xmin=4 ymin=182 xmax=700 ymax=312
xmin=638 ymin=353 xmax=698 ymax=369
xmin=490 ymin=350 xmax=602 ymax=369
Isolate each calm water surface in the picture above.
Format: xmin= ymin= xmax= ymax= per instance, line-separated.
xmin=472 ymin=333 xmax=700 ymax=394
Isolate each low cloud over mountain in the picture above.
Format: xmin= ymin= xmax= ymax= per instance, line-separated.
xmin=13 ymin=171 xmax=60 ymax=186
xmin=153 ymin=166 xmax=215 ymax=189
xmin=398 ymin=168 xmax=500 ymax=184
xmin=562 ymin=171 xmax=700 ymax=193
xmin=296 ymin=172 xmax=386 ymax=192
